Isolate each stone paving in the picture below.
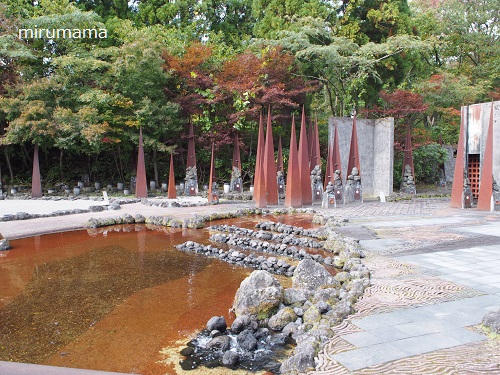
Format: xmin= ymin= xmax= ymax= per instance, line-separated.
xmin=310 ymin=198 xmax=500 ymax=375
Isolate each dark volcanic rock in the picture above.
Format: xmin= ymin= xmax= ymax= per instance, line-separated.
xmin=206 ymin=316 xmax=227 ymax=332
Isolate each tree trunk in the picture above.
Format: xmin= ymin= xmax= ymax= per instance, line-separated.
xmin=60 ymin=149 xmax=64 ymax=182
xmin=4 ymin=147 xmax=14 ymax=181
xmin=153 ymin=148 xmax=158 ymax=185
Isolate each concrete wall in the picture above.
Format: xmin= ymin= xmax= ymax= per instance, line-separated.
xmin=329 ymin=117 xmax=394 ymax=198
xmin=467 ymin=101 xmax=500 ymax=183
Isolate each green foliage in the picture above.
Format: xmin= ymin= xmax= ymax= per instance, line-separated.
xmin=394 ymin=143 xmax=447 ymax=187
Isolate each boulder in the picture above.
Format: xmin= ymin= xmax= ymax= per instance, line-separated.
xmin=206 ymin=316 xmax=227 ymax=332
xmin=237 ymin=329 xmax=257 ymax=351
xmin=222 ymin=351 xmax=239 ymax=368
xmin=303 ymin=305 xmax=321 ymax=325
xmin=283 ymin=288 xmax=311 ymax=306
xmin=206 ymin=335 xmax=231 ymax=351
xmin=483 ymin=309 xmax=500 ymax=334
xmin=268 ymin=307 xmax=297 ymax=332
xmin=292 ymin=259 xmax=339 ymax=291
xmin=0 ymin=238 xmax=10 ymax=251
xmin=231 ymin=315 xmax=258 ymax=334
xmin=232 ymin=270 xmax=283 ymax=320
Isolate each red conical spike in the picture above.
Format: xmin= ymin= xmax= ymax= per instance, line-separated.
xmin=346 ymin=111 xmax=361 ymax=178
xmin=263 ymin=106 xmax=278 ymax=205
xmin=31 ymin=144 xmax=42 ymax=198
xmin=208 ymin=142 xmax=215 ymax=203
xmin=285 ymin=115 xmax=302 ymax=208
xmin=253 ymin=111 xmax=265 ymax=203
xmin=298 ymin=106 xmax=312 ymax=204
xmin=135 ymin=126 xmax=148 ymax=198
xmin=167 ymin=153 xmax=176 ymax=199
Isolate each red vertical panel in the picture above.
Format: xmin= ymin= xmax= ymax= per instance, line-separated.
xmin=450 ymin=107 xmax=467 ymax=208
xmin=298 ymin=106 xmax=312 ymax=204
xmin=477 ymin=102 xmax=494 ymax=210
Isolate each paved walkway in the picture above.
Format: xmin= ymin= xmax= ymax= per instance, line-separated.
xmin=312 ymin=199 xmax=500 ymax=374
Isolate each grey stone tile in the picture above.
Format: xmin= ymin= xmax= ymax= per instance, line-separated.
xmin=439 ymin=312 xmax=484 ymax=327
xmin=475 ymin=275 xmax=500 ymax=284
xmin=419 ymin=332 xmax=463 ymax=349
xmin=332 ymin=342 xmax=409 ymax=371
xmin=475 ymin=284 xmax=500 ymax=294
xmin=390 ymin=336 xmax=445 ymax=356
xmin=440 ymin=328 xmax=487 ymax=344
xmin=341 ymin=331 xmax=384 ymax=347
xmin=393 ymin=322 xmax=441 ymax=336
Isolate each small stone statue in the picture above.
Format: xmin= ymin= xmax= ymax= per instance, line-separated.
xmin=310 ymin=165 xmax=323 ymax=202
xmin=400 ymin=164 xmax=416 ymax=194
xmin=344 ymin=167 xmax=362 ymax=203
xmin=230 ymin=166 xmax=242 ymax=193
xmin=322 ymin=181 xmax=336 ymax=208
xmin=211 ymin=182 xmax=219 ymax=204
xmin=333 ymin=169 xmax=343 ymax=202
xmin=493 ymin=177 xmax=499 ymax=192
xmin=277 ymin=170 xmax=285 ymax=194
xmin=184 ymin=166 xmax=198 ymax=195
xmin=493 ymin=177 xmax=500 ymax=211
xmin=462 ymin=170 xmax=472 ymax=209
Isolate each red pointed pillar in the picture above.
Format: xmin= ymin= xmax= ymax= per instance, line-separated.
xmin=298 ymin=106 xmax=312 ymax=205
xmin=208 ymin=142 xmax=216 ymax=203
xmin=402 ymin=125 xmax=415 ymax=179
xmin=232 ymin=131 xmax=242 ymax=171
xmin=253 ymin=111 xmax=266 ymax=207
xmin=277 ymin=136 xmax=284 ymax=174
xmin=347 ymin=112 xmax=361 ymax=178
xmin=324 ymin=139 xmax=333 ymax=189
xmin=285 ymin=115 xmax=302 ymax=208
xmin=135 ymin=126 xmax=148 ymax=198
xmin=167 ymin=153 xmax=176 ymax=199
xmin=477 ymin=102 xmax=495 ymax=211
xmin=31 ymin=144 xmax=42 ymax=198
xmin=451 ymin=106 xmax=467 ymax=208
xmin=310 ymin=117 xmax=321 ymax=170
xmin=263 ymin=107 xmax=278 ymax=205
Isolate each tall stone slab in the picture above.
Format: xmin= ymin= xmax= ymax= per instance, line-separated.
xmin=167 ymin=153 xmax=176 ymax=199
xmin=298 ymin=107 xmax=312 ymax=205
xmin=135 ymin=126 xmax=148 ymax=198
xmin=477 ymin=102 xmax=495 ymax=210
xmin=263 ymin=108 xmax=278 ymax=204
xmin=285 ymin=115 xmax=302 ymax=208
xmin=187 ymin=122 xmax=196 ymax=168
xmin=450 ymin=107 xmax=468 ymax=208
xmin=31 ymin=144 xmax=42 ymax=198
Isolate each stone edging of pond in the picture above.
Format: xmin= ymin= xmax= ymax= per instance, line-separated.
xmin=86 ymin=207 xmax=317 ymax=229
xmin=0 ymin=197 xmax=143 ymax=223
xmin=177 ymin=219 xmax=369 ymax=374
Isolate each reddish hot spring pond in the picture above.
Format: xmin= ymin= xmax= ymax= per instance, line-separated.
xmin=0 ymin=214 xmax=321 ymax=374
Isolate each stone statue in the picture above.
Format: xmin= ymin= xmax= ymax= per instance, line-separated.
xmin=400 ymin=164 xmax=416 ymax=194
xmin=211 ymin=182 xmax=219 ymax=204
xmin=230 ymin=166 xmax=242 ymax=193
xmin=344 ymin=167 xmax=362 ymax=203
xmin=277 ymin=170 xmax=285 ymax=194
xmin=332 ymin=169 xmax=343 ymax=202
xmin=493 ymin=177 xmax=499 ymax=192
xmin=322 ymin=181 xmax=336 ymax=208
xmin=184 ymin=166 xmax=198 ymax=195
xmin=310 ymin=165 xmax=323 ymax=203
